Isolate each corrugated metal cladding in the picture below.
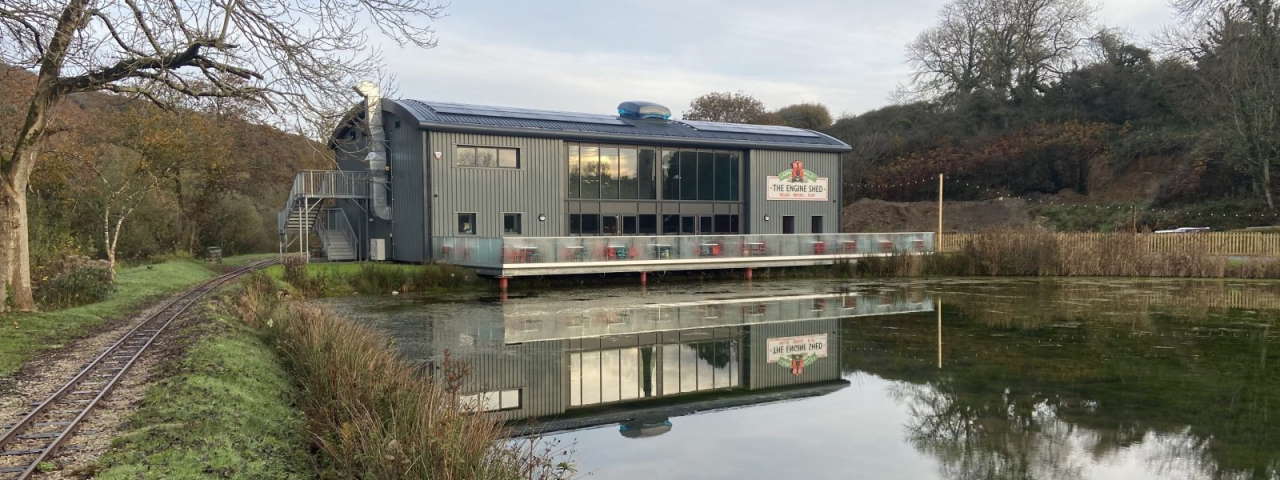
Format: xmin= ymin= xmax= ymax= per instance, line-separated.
xmin=454 ymin=340 xmax=567 ymax=422
xmin=382 ymin=104 xmax=426 ymax=261
xmin=748 ymin=319 xmax=840 ymax=390
xmin=747 ymin=150 xmax=842 ymax=234
xmin=427 ymin=131 xmax=565 ymax=238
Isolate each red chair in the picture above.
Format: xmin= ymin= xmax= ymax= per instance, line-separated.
xmin=840 ymin=241 xmax=858 ymax=254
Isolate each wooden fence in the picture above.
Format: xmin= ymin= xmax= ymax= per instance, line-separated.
xmin=942 ymin=232 xmax=1280 ymax=257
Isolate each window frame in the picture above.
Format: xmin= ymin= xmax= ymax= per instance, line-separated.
xmin=502 ymin=212 xmax=524 ymax=236
xmin=456 ymin=145 xmax=520 ymax=169
xmin=457 ymin=212 xmax=478 ymax=236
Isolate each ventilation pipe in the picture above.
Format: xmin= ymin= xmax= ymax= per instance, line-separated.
xmin=354 ymin=81 xmax=392 ymax=220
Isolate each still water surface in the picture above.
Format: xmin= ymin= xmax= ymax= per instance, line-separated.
xmin=322 ymin=278 xmax=1280 ymax=479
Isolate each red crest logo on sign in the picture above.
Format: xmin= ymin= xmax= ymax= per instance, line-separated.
xmin=790 ymin=160 xmax=804 ymax=182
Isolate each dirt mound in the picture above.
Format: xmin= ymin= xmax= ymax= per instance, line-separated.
xmin=842 ymin=198 xmax=1034 ymax=233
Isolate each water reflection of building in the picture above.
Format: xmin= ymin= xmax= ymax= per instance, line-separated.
xmin=433 ymin=290 xmax=932 ymax=432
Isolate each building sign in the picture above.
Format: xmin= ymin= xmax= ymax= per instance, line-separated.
xmin=766 ymin=160 xmax=829 ymax=201
xmin=767 ymin=334 xmax=829 ymax=376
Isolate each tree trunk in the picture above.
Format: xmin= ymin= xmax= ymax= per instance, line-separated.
xmin=0 ymin=186 xmax=14 ymax=312
xmin=1265 ymin=159 xmax=1275 ymax=210
xmin=0 ymin=0 xmax=93 ymax=312
xmin=9 ymin=186 xmax=34 ymax=311
xmin=104 ymin=206 xmax=116 ymax=280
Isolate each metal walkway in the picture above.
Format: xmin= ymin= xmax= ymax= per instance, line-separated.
xmin=277 ymin=170 xmax=368 ymax=261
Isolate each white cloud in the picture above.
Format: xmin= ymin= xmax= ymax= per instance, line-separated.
xmin=379 ymin=0 xmax=1181 ymax=119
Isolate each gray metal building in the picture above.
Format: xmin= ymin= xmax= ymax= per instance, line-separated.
xmin=285 ymin=87 xmax=852 ymax=264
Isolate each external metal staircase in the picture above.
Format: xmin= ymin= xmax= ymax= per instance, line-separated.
xmin=278 ymin=170 xmax=370 ymax=261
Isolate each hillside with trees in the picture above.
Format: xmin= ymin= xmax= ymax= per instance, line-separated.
xmin=835 ymin=0 xmax=1280 ymax=231
xmin=2 ymin=65 xmax=330 ymax=304
xmin=687 ymin=0 xmax=1280 ymax=232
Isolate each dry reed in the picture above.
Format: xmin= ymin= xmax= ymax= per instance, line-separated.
xmin=236 ymin=273 xmax=575 ymax=479
xmin=928 ymin=231 xmax=1280 ymax=278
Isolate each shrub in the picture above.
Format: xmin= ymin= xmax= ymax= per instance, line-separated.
xmin=34 ymin=255 xmax=116 ymax=309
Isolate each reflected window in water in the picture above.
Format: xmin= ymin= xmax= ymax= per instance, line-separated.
xmin=571 ymin=340 xmax=739 ymax=408
xmin=460 ymin=389 xmax=521 ymax=412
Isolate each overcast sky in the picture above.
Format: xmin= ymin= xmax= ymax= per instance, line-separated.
xmin=380 ymin=0 xmax=1177 ymax=119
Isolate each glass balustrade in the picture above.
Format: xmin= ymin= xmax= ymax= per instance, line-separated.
xmin=430 ymin=232 xmax=934 ymax=269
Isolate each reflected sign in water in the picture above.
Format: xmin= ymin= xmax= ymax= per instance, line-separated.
xmin=327 ymin=284 xmax=932 ymax=434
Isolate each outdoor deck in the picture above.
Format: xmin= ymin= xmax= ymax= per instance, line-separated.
xmin=432 ymin=232 xmax=935 ymax=277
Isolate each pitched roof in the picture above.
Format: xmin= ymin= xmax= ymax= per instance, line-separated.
xmin=392 ymin=99 xmax=851 ymax=153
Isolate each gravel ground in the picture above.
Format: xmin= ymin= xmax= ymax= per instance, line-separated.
xmin=0 ymin=293 xmax=209 ymax=479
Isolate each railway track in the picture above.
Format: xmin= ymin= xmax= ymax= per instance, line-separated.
xmin=0 ymin=259 xmax=275 ymax=478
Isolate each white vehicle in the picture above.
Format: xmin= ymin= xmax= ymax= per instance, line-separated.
xmin=1154 ymin=227 xmax=1212 ymax=234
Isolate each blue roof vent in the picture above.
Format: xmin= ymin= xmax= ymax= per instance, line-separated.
xmin=617 ymin=101 xmax=671 ymax=120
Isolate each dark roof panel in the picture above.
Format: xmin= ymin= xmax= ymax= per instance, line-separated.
xmin=394 ymin=99 xmax=851 ymax=152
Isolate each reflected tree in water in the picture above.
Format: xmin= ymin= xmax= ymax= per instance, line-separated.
xmin=845 ymin=280 xmax=1280 ymax=480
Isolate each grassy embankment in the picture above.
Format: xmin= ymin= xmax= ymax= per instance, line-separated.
xmin=246 ymin=263 xmax=574 ymax=479
xmin=848 ymin=230 xmax=1280 ymax=278
xmin=0 ymin=260 xmax=215 ymax=377
xmin=95 ymin=260 xmax=570 ymax=479
xmin=91 ymin=291 xmax=313 ymax=479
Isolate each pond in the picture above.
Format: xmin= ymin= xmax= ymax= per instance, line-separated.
xmin=321 ymin=278 xmax=1280 ymax=480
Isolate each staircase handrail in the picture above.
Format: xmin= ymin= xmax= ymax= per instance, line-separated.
xmin=278 ymin=170 xmax=371 ymax=234
xmin=312 ymin=208 xmax=359 ymax=260
xmin=332 ymin=209 xmax=359 ymax=260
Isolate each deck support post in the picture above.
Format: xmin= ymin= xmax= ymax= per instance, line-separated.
xmin=497 ymin=276 xmax=510 ymax=301
xmin=745 ymin=267 xmax=753 ymax=281
xmin=640 ymin=271 xmax=648 ymax=286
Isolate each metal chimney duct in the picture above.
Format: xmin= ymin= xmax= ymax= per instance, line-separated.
xmin=354 ymin=81 xmax=391 ymax=221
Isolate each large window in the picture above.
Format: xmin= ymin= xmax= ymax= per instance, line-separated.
xmin=563 ymin=144 xmax=742 ymax=202
xmin=571 ymin=214 xmax=658 ymax=235
xmin=457 ymin=146 xmax=519 ymax=168
xmin=655 ymin=148 xmax=740 ymax=201
xmin=567 ymin=143 xmax=660 ymax=200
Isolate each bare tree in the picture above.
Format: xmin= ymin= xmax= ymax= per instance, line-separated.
xmin=683 ymin=91 xmax=772 ymax=124
xmin=0 ymin=0 xmax=444 ymax=311
xmin=1179 ymin=0 xmax=1280 ymax=208
xmin=906 ymin=0 xmax=1096 ymax=102
xmin=81 ymin=150 xmax=159 ymax=277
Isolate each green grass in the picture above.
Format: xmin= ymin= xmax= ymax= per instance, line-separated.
xmin=92 ymin=299 xmax=312 ymax=479
xmin=220 ymin=253 xmax=277 ymax=267
xmin=0 ymin=260 xmax=216 ymax=377
xmin=269 ymin=261 xmax=484 ymax=297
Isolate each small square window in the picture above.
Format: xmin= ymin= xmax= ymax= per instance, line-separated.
xmin=458 ymin=213 xmax=477 ymax=235
xmin=498 ymin=149 xmax=518 ymax=168
xmin=503 ymin=213 xmax=522 ymax=235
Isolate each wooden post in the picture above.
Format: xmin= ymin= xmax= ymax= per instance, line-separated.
xmin=640 ymin=271 xmax=648 ymax=286
xmin=937 ymin=298 xmax=943 ymax=369
xmin=745 ymin=267 xmax=753 ymax=281
xmin=937 ymin=173 xmax=944 ymax=252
